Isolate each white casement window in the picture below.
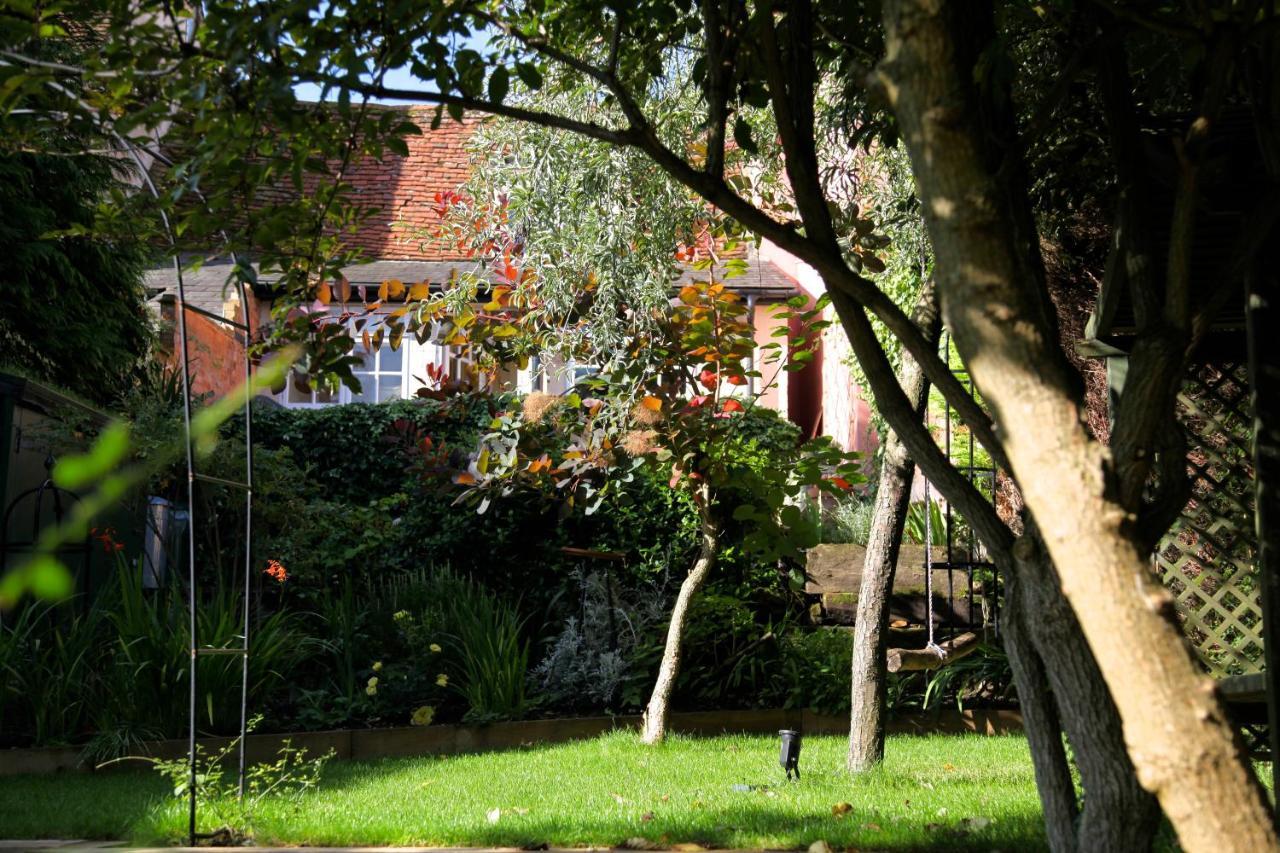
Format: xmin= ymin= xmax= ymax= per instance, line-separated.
xmin=350 ymin=338 xmax=406 ymax=403
xmin=281 ymin=335 xmax=412 ymax=407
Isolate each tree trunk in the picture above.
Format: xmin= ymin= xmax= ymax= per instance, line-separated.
xmin=830 ymin=279 xmax=1154 ymax=851
xmin=879 ymin=2 xmax=1278 ymax=848
xmin=847 ymin=281 xmax=940 ymax=772
xmin=999 ymin=570 xmax=1079 ymax=852
xmin=641 ymin=503 xmax=718 ymax=745
xmin=1014 ymin=529 xmax=1161 ymax=851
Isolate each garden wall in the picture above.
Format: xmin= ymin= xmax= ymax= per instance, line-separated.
xmin=0 ymin=708 xmax=1022 ymax=777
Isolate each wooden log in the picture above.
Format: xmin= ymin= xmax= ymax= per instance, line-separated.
xmin=886 ymin=632 xmax=980 ymax=673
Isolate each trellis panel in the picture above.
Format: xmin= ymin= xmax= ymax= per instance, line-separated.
xmin=1154 ymin=361 xmax=1262 ymax=676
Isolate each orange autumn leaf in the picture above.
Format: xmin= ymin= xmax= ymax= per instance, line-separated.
xmin=641 ymin=396 xmax=663 ymax=412
xmin=528 ymin=454 xmax=552 ymax=474
xmin=453 ymin=472 xmax=476 ymax=485
xmin=721 ymin=399 xmax=744 ymax=413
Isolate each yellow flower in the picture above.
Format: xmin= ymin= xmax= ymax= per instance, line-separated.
xmin=411 ymin=705 xmax=435 ymax=727
xmin=436 ymin=674 xmax=449 ymax=687
xmin=367 ymin=676 xmax=379 ymax=688
xmin=372 ymin=661 xmax=383 ymax=673
xmin=365 ymin=684 xmax=378 ymax=696
xmin=429 ymin=643 xmax=442 ymax=653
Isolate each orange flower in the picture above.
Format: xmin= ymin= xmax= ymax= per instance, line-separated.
xmin=91 ymin=526 xmax=121 ymax=554
xmin=264 ymin=559 xmax=288 ymax=583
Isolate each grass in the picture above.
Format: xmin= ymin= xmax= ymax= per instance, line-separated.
xmin=0 ymin=732 xmax=1052 ymax=850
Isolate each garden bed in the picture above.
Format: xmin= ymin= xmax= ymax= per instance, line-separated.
xmin=0 ymin=708 xmax=1022 ymax=777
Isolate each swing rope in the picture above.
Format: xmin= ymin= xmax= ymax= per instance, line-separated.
xmin=922 ymin=478 xmax=943 ymax=655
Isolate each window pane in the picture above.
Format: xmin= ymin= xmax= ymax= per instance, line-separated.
xmin=379 ymin=378 xmax=402 ymax=402
xmin=381 ymin=343 xmax=403 ymax=372
xmin=350 ymin=375 xmax=376 ymax=403
xmin=286 ymin=378 xmax=311 ymax=404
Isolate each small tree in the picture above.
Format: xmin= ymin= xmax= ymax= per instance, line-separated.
xmin=449 ymin=270 xmax=860 ymax=742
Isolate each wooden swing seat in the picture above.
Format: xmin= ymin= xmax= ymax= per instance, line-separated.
xmin=886 ymin=631 xmax=981 ymax=673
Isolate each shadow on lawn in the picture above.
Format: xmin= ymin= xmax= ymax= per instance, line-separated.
xmin=0 ymin=768 xmax=169 ymax=841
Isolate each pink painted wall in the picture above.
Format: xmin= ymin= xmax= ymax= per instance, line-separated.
xmin=758 ymin=240 xmax=879 ymax=459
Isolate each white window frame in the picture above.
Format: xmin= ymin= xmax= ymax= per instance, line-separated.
xmin=279 ymin=312 xmax=426 ymax=408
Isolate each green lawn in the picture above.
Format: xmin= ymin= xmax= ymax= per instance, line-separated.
xmin=0 ymin=732 xmax=1051 ymax=850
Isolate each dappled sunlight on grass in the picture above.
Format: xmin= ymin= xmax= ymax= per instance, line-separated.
xmin=2 ymin=732 xmax=1047 ymax=850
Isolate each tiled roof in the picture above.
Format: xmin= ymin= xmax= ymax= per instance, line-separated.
xmin=145 ymin=246 xmax=801 ymax=313
xmin=250 ymin=107 xmax=482 ymax=262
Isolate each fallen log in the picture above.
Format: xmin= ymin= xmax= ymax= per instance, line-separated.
xmin=886 ymin=632 xmax=980 ymax=673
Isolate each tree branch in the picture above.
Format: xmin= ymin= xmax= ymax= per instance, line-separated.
xmin=702 ymin=0 xmax=729 ymax=179
xmin=829 ymin=288 xmax=1013 ymax=561
xmin=321 ymin=80 xmax=640 ymax=147
xmin=757 ymin=0 xmax=839 ymax=250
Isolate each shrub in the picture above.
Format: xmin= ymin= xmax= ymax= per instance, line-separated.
xmin=241 ymin=395 xmax=502 ymax=502
xmin=532 ymin=569 xmax=668 ymax=712
xmin=779 ymin=628 xmax=853 ymax=716
xmin=384 ymin=567 xmax=531 ymax=723
xmin=102 ymin=556 xmax=310 ymax=738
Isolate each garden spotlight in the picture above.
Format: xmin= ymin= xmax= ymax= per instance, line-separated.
xmin=779 ymin=729 xmax=801 ymax=780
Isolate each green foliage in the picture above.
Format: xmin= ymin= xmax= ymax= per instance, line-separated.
xmin=0 ymin=554 xmax=310 ymax=750
xmin=889 ymin=642 xmax=1015 ymax=717
xmin=819 ymin=495 xmax=877 ymax=545
xmin=779 ymin=628 xmax=855 ymax=716
xmin=241 ymin=396 xmax=500 ymax=503
xmin=0 ymin=154 xmax=153 ymax=404
xmin=137 ymin=722 xmax=333 ymax=843
xmin=2 ymin=355 xmax=294 ymax=608
xmin=456 ymin=84 xmax=714 ymax=355
xmin=0 ymin=597 xmax=106 ymax=746
xmin=904 ymin=500 xmax=948 ymax=547
xmin=103 ymin=557 xmax=310 ymax=738
xmin=831 ymin=143 xmax=931 ymax=433
xmin=393 ymin=569 xmax=530 ymax=723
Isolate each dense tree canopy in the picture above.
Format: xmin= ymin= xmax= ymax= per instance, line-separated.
xmin=0 ymin=152 xmax=152 ymax=404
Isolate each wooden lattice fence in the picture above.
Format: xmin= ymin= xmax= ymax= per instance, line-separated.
xmin=1155 ymin=361 xmax=1262 ymax=676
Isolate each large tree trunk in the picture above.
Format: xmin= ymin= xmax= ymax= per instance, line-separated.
xmin=1014 ymin=529 xmax=1161 ymax=851
xmin=829 ymin=284 xmax=1154 ymax=850
xmin=998 ymin=568 xmax=1079 ymax=853
xmin=847 ymin=280 xmax=940 ymax=772
xmin=878 ymin=2 xmax=1278 ymax=849
xmin=641 ymin=503 xmax=718 ymax=745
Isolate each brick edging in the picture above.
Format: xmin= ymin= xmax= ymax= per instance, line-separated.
xmin=0 ymin=707 xmax=1022 ymax=777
